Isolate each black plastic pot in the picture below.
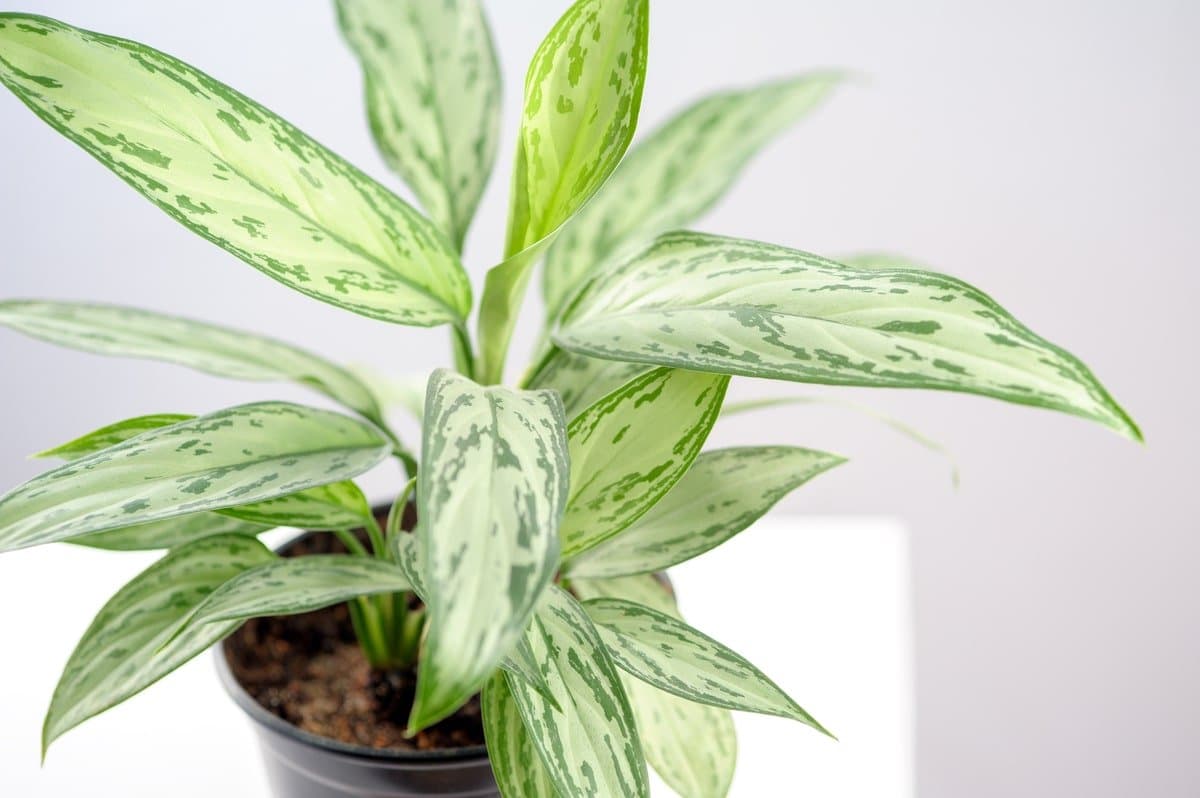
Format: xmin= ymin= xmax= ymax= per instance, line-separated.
xmin=214 ymin=527 xmax=499 ymax=798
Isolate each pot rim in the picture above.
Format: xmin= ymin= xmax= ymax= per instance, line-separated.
xmin=214 ymin=527 xmax=489 ymax=764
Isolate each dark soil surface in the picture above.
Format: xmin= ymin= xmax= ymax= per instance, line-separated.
xmin=223 ymin=525 xmax=485 ymax=752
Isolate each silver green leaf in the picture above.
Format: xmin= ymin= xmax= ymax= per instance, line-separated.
xmin=544 ymin=72 xmax=843 ymax=320
xmin=567 ymin=446 xmax=845 ymax=578
xmin=508 ymin=586 xmax=649 ymax=798
xmin=556 ymin=231 xmax=1140 ymax=439
xmin=33 ymin=413 xmax=195 ymax=459
xmin=562 ymin=367 xmax=728 ymax=558
xmin=622 ymin=671 xmax=737 ymax=798
xmin=482 ymin=671 xmax=559 ymax=798
xmin=215 ymin=480 xmax=373 ymax=530
xmin=526 ymin=348 xmax=649 ymax=421
xmin=72 ymin=513 xmax=269 ymax=552
xmin=0 ymin=14 xmax=470 ymax=326
xmin=336 ymin=0 xmax=501 ymax=250
xmin=0 ymin=301 xmax=384 ymax=421
xmin=410 ymin=370 xmax=569 ymax=731
xmin=173 ymin=555 xmax=410 ymax=631
xmin=0 ymin=402 xmax=391 ymax=552
xmin=37 ymin=409 xmax=367 ymax=540
xmin=475 ymin=0 xmax=649 ymax=384
xmin=43 ymin=534 xmax=275 ymax=753
xmin=571 ymin=573 xmax=738 ymax=797
xmin=583 ymin=597 xmax=831 ymax=735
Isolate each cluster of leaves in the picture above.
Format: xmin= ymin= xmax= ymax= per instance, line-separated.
xmin=0 ymin=2 xmax=1137 ymax=797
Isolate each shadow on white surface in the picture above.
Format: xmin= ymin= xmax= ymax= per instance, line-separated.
xmin=1 ymin=517 xmax=912 ymax=796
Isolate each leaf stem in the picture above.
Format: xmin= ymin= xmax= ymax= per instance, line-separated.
xmin=452 ymin=321 xmax=477 ymax=381
xmin=333 ymin=527 xmax=369 ymax=558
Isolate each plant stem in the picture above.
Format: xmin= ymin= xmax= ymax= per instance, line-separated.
xmin=333 ymin=527 xmax=369 ymax=558
xmin=452 ymin=321 xmax=476 ymax=380
xmin=364 ymin=514 xmax=388 ymax=561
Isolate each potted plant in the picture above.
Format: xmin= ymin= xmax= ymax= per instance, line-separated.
xmin=0 ymin=2 xmax=1139 ymax=796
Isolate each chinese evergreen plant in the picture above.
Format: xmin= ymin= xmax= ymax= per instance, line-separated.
xmin=0 ymin=3 xmax=1138 ymax=797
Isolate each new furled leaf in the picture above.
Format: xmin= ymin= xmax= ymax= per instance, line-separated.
xmin=544 ymin=72 xmax=843 ymax=320
xmin=410 ymin=370 xmax=569 ymax=731
xmin=0 ymin=301 xmax=385 ymax=422
xmin=336 ymin=0 xmax=501 ymax=250
xmin=566 ymin=446 xmax=845 ymax=578
xmin=43 ymin=534 xmax=275 ymax=753
xmin=0 ymin=402 xmax=391 ymax=552
xmin=0 ymin=15 xmax=470 ymax=326
xmin=556 ymin=232 xmax=1140 ymax=439
xmin=476 ymin=0 xmax=650 ymax=384
xmin=562 ymin=367 xmax=728 ymax=558
xmin=507 ymin=586 xmax=649 ymax=798
xmin=584 ymin=597 xmax=830 ymax=735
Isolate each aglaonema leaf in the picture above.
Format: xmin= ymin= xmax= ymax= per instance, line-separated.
xmin=507 ymin=586 xmax=649 ymax=798
xmin=0 ymin=402 xmax=391 ymax=552
xmin=583 ymin=597 xmax=831 ymax=735
xmin=476 ymin=0 xmax=649 ymax=384
xmin=0 ymin=301 xmax=385 ymax=422
xmin=38 ymin=410 xmax=371 ymax=542
xmin=544 ymin=72 xmax=844 ymax=320
xmin=43 ymin=534 xmax=275 ymax=753
xmin=570 ymin=574 xmax=737 ymax=798
xmin=562 ymin=367 xmax=728 ymax=558
xmin=555 ymin=231 xmax=1141 ymax=440
xmin=525 ymin=348 xmax=649 ymax=421
xmin=336 ymin=0 xmax=501 ymax=250
xmin=409 ymin=370 xmax=569 ymax=731
xmin=170 ymin=555 xmax=411 ymax=631
xmin=481 ymin=671 xmax=558 ymax=798
xmin=0 ymin=14 xmax=470 ymax=327
xmin=72 ymin=513 xmax=269 ymax=552
xmin=566 ymin=446 xmax=845 ymax=578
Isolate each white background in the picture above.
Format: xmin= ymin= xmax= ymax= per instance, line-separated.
xmin=0 ymin=1 xmax=1196 ymax=796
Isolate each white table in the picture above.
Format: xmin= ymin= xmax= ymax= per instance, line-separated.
xmin=0 ymin=517 xmax=913 ymax=797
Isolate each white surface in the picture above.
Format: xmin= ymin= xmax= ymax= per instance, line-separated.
xmin=0 ymin=517 xmax=912 ymax=797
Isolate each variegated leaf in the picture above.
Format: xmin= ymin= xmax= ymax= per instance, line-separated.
xmin=526 ymin=348 xmax=648 ymax=420
xmin=562 ymin=367 xmax=728 ymax=558
xmin=43 ymin=534 xmax=275 ymax=752
xmin=389 ymin=523 xmax=556 ymax=703
xmin=73 ymin=513 xmax=269 ymax=552
xmin=556 ymin=232 xmax=1140 ymax=439
xmin=0 ymin=402 xmax=391 ymax=552
xmin=476 ymin=0 xmax=649 ymax=384
xmin=508 ymin=586 xmax=649 ymax=798
xmin=583 ymin=597 xmax=830 ymax=734
xmin=571 ymin=573 xmax=738 ymax=797
xmin=172 ymin=555 xmax=410 ymax=631
xmin=571 ymin=572 xmax=678 ymax=614
xmin=336 ymin=0 xmax=501 ymax=250
xmin=215 ymin=480 xmax=373 ymax=530
xmin=37 ymin=410 xmax=369 ymax=539
xmin=544 ymin=72 xmax=843 ymax=320
xmin=33 ymin=413 xmax=195 ymax=459
xmin=0 ymin=301 xmax=385 ymax=421
xmin=410 ymin=370 xmax=569 ymax=730
xmin=0 ymin=14 xmax=470 ymax=326
xmin=482 ymin=671 xmax=558 ymax=798
xmin=567 ymin=446 xmax=844 ymax=578
xmin=622 ymin=672 xmax=737 ymax=798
